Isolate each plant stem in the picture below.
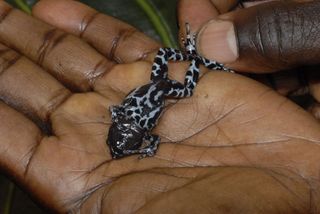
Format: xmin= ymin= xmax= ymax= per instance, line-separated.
xmin=14 ymin=0 xmax=32 ymax=14
xmin=3 ymin=181 xmax=15 ymax=214
xmin=135 ymin=0 xmax=177 ymax=48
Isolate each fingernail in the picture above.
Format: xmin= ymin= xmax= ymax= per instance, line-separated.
xmin=197 ymin=20 xmax=238 ymax=63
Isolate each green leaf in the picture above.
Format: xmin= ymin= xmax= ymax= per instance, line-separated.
xmin=5 ymin=0 xmax=33 ymax=14
xmin=5 ymin=0 xmax=179 ymax=46
xmin=71 ymin=0 xmax=178 ymax=46
xmin=3 ymin=181 xmax=15 ymax=214
xmin=135 ymin=0 xmax=178 ymax=48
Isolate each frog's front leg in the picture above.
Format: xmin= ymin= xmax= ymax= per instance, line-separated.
xmin=123 ymin=134 xmax=160 ymax=158
xmin=109 ymin=105 xmax=124 ymax=122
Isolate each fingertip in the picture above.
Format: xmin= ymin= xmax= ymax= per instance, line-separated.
xmin=178 ymin=0 xmax=220 ymax=31
xmin=178 ymin=0 xmax=220 ymax=48
xmin=32 ymin=0 xmax=96 ymax=36
xmin=197 ymin=20 xmax=238 ymax=64
xmin=0 ymin=1 xmax=12 ymax=10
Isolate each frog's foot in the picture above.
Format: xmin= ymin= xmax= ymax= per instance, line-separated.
xmin=123 ymin=134 xmax=160 ymax=159
xmin=201 ymin=57 xmax=230 ymax=72
xmin=181 ymin=23 xmax=232 ymax=72
xmin=182 ymin=22 xmax=197 ymax=55
xmin=140 ymin=134 xmax=160 ymax=158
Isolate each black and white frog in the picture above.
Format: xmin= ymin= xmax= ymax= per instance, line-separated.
xmin=107 ymin=23 xmax=231 ymax=159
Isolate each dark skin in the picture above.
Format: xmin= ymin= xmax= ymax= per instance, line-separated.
xmin=179 ymin=0 xmax=320 ymax=118
xmin=0 ymin=0 xmax=320 ymax=213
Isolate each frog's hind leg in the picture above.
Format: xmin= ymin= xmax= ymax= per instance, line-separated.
xmin=183 ymin=23 xmax=232 ymax=72
xmin=151 ymin=23 xmax=200 ymax=82
xmin=151 ymin=48 xmax=193 ymax=81
xmin=165 ymin=58 xmax=201 ymax=98
xmin=182 ymin=22 xmax=197 ymax=55
xmin=200 ymin=56 xmax=231 ymax=72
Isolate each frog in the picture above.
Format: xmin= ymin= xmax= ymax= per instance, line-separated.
xmin=107 ymin=23 xmax=231 ymax=159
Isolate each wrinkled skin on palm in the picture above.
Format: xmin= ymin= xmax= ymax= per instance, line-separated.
xmin=0 ymin=0 xmax=319 ymax=213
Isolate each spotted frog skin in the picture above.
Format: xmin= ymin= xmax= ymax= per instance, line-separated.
xmin=107 ymin=24 xmax=231 ymax=159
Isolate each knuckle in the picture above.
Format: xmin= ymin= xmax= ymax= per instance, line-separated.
xmin=0 ymin=46 xmax=21 ymax=75
xmin=42 ymin=87 xmax=71 ymax=121
xmin=0 ymin=3 xmax=12 ymax=25
xmin=37 ymin=29 xmax=68 ymax=66
xmin=109 ymin=27 xmax=138 ymax=62
xmin=79 ymin=12 xmax=99 ymax=37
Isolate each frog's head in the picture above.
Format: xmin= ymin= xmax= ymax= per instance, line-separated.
xmin=107 ymin=114 xmax=144 ymax=159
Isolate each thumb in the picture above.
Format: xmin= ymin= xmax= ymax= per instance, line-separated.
xmin=196 ymin=1 xmax=320 ymax=72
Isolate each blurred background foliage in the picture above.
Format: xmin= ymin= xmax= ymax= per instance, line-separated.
xmin=1 ymin=0 xmax=177 ymax=213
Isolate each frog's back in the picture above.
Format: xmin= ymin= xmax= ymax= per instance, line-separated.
xmin=122 ymin=80 xmax=168 ymax=130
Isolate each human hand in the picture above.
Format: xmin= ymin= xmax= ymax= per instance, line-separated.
xmin=178 ymin=0 xmax=320 ymax=118
xmin=0 ymin=0 xmax=320 ymax=213
xmin=179 ymin=0 xmax=320 ymax=72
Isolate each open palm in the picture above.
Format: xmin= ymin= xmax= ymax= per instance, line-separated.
xmin=0 ymin=1 xmax=319 ymax=213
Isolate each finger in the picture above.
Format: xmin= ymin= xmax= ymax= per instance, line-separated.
xmin=0 ymin=93 xmax=110 ymax=213
xmin=308 ymin=69 xmax=320 ymax=103
xmin=253 ymin=70 xmax=308 ymax=96
xmin=177 ymin=0 xmax=271 ymax=60
xmin=32 ymin=0 xmax=160 ymax=63
xmin=178 ymin=0 xmax=239 ymax=46
xmin=178 ymin=0 xmax=240 ymax=30
xmin=178 ymin=0 xmax=274 ymax=33
xmin=307 ymin=68 xmax=320 ymax=119
xmin=241 ymin=0 xmax=275 ymax=8
xmin=0 ymin=42 xmax=112 ymax=212
xmin=196 ymin=1 xmax=320 ymax=72
xmin=309 ymin=102 xmax=320 ymax=120
xmin=94 ymin=59 xmax=192 ymax=100
xmin=0 ymin=2 xmax=114 ymax=91
xmin=178 ymin=0 xmax=221 ymax=32
xmin=0 ymin=100 xmax=42 ymax=183
xmin=0 ymin=43 xmax=71 ymax=127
